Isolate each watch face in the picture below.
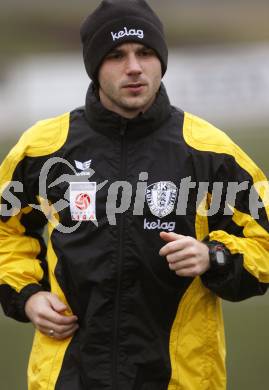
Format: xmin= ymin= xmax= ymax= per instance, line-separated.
xmin=208 ymin=242 xmax=230 ymax=272
xmin=216 ymin=250 xmax=226 ymax=265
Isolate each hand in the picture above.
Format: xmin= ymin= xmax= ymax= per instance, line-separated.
xmin=159 ymin=232 xmax=210 ymax=277
xmin=25 ymin=292 xmax=79 ymax=340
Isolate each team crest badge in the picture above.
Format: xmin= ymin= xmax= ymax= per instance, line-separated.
xmin=146 ymin=182 xmax=178 ymax=218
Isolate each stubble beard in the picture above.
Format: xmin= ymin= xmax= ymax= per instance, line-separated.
xmin=99 ymin=78 xmax=160 ymax=118
xmin=114 ymin=83 xmax=158 ymax=115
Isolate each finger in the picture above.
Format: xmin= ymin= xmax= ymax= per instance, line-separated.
xmin=166 ymin=247 xmax=196 ymax=263
xmin=160 ymin=231 xmax=185 ymax=243
xmin=39 ymin=308 xmax=78 ymax=326
xmin=47 ymin=294 xmax=68 ymax=313
xmin=159 ymin=237 xmax=190 ymax=257
xmin=175 ymin=267 xmax=200 ymax=278
xmin=40 ymin=324 xmax=79 ymax=340
xmin=53 ymin=325 xmax=79 ymax=340
xmin=40 ymin=323 xmax=79 ymax=336
xmin=35 ymin=318 xmax=79 ymax=334
xmin=168 ymin=259 xmax=194 ymax=272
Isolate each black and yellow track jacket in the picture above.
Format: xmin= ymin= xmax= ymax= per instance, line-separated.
xmin=1 ymin=84 xmax=269 ymax=390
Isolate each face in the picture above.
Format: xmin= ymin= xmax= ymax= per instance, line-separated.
xmin=98 ymin=43 xmax=162 ymax=119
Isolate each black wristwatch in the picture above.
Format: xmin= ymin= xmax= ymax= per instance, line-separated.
xmin=206 ymin=241 xmax=231 ymax=273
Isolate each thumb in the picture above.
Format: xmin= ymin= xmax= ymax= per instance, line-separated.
xmin=160 ymin=231 xmax=184 ymax=243
xmin=47 ymin=293 xmax=67 ymax=313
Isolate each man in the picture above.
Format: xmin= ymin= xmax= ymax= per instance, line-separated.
xmin=1 ymin=1 xmax=269 ymax=389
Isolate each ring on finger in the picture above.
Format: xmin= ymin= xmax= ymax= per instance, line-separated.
xmin=49 ymin=329 xmax=55 ymax=337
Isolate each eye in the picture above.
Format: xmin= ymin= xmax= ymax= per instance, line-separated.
xmin=139 ymin=48 xmax=155 ymax=57
xmin=105 ymin=51 xmax=124 ymax=60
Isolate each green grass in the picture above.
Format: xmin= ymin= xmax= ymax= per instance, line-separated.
xmin=224 ymin=297 xmax=269 ymax=390
xmin=0 ymin=316 xmax=33 ymax=390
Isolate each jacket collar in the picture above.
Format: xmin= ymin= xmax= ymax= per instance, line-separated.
xmin=84 ymin=82 xmax=171 ymax=138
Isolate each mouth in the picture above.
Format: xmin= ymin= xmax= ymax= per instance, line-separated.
xmin=123 ymin=83 xmax=147 ymax=93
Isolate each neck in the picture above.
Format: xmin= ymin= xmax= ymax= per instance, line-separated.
xmin=84 ymin=83 xmax=173 ymax=138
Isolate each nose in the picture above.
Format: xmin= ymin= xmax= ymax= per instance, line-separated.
xmin=125 ymin=53 xmax=142 ymax=75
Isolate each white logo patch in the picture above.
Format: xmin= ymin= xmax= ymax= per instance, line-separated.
xmin=146 ymin=182 xmax=178 ymax=218
xmin=111 ymin=27 xmax=144 ymax=41
xmin=70 ymin=182 xmax=96 ymax=221
xmin=75 ymin=160 xmax=92 ymax=171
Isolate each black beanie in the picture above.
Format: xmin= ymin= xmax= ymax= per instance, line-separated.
xmin=80 ymin=0 xmax=168 ymax=83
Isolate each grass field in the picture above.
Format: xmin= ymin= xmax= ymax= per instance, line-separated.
xmin=1 ymin=130 xmax=269 ymax=389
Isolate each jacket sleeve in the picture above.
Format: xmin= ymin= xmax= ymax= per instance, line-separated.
xmin=201 ymin=142 xmax=269 ymax=301
xmin=0 ymin=134 xmax=49 ymax=322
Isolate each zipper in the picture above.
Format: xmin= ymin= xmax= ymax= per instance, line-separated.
xmin=112 ymin=119 xmax=128 ymax=390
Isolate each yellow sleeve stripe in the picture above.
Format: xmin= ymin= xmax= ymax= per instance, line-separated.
xmin=28 ymin=331 xmax=72 ymax=390
xmin=168 ymin=278 xmax=226 ymax=389
xmin=0 ymin=113 xmax=70 ymax=293
xmin=0 ymin=208 xmax=44 ymax=292
xmin=28 ymin=223 xmax=74 ymax=390
xmin=183 ymin=113 xmax=269 ymax=282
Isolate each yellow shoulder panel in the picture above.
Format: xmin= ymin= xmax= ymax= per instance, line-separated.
xmin=183 ymin=112 xmax=234 ymax=155
xmin=183 ymin=112 xmax=269 ymax=217
xmin=183 ymin=112 xmax=267 ymax=184
xmin=22 ymin=112 xmax=70 ymax=157
xmin=0 ymin=112 xmax=70 ymax=185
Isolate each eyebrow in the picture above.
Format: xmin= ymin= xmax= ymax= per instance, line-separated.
xmin=107 ymin=46 xmax=153 ymax=56
xmin=109 ymin=48 xmax=124 ymax=55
